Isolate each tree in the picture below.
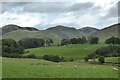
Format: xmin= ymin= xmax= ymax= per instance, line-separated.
xmin=70 ymin=38 xmax=78 ymax=44
xmin=18 ymin=38 xmax=45 ymax=49
xmin=105 ymin=36 xmax=120 ymax=45
xmin=98 ymin=56 xmax=105 ymax=64
xmin=89 ymin=36 xmax=99 ymax=44
xmin=84 ymin=57 xmax=88 ymax=62
xmin=45 ymin=39 xmax=53 ymax=46
xmin=2 ymin=39 xmax=24 ymax=57
xmin=81 ymin=36 xmax=87 ymax=44
xmin=61 ymin=39 xmax=70 ymax=46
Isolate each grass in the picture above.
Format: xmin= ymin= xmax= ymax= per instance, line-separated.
xmin=105 ymin=57 xmax=119 ymax=63
xmin=25 ymin=44 xmax=106 ymax=60
xmin=2 ymin=58 xmax=119 ymax=78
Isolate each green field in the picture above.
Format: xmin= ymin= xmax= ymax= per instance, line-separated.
xmin=2 ymin=58 xmax=119 ymax=78
xmin=25 ymin=44 xmax=106 ymax=60
xmin=105 ymin=57 xmax=119 ymax=63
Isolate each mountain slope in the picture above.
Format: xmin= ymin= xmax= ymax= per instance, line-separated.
xmin=92 ymin=23 xmax=120 ymax=41
xmin=46 ymin=25 xmax=86 ymax=39
xmin=79 ymin=27 xmax=99 ymax=35
xmin=2 ymin=30 xmax=61 ymax=43
xmin=2 ymin=25 xmax=85 ymax=44
xmin=1 ymin=24 xmax=39 ymax=35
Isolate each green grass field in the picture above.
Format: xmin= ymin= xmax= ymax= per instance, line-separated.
xmin=25 ymin=44 xmax=106 ymax=60
xmin=90 ymin=57 xmax=119 ymax=65
xmin=2 ymin=58 xmax=119 ymax=78
xmin=105 ymin=57 xmax=119 ymax=63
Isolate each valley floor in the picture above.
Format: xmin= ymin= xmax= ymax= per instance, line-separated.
xmin=2 ymin=58 xmax=119 ymax=78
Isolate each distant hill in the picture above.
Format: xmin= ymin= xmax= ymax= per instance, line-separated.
xmin=2 ymin=25 xmax=85 ymax=44
xmin=46 ymin=25 xmax=86 ymax=39
xmin=79 ymin=27 xmax=99 ymax=35
xmin=92 ymin=23 xmax=120 ymax=41
xmin=2 ymin=23 xmax=119 ymax=43
xmin=2 ymin=30 xmax=61 ymax=43
xmin=1 ymin=24 xmax=39 ymax=35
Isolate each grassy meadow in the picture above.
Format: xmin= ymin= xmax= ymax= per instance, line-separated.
xmin=105 ymin=57 xmax=119 ymax=63
xmin=2 ymin=44 xmax=119 ymax=78
xmin=25 ymin=44 xmax=106 ymax=60
xmin=2 ymin=58 xmax=119 ymax=78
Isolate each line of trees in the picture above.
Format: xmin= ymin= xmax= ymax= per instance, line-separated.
xmin=2 ymin=38 xmax=54 ymax=58
xmin=105 ymin=36 xmax=120 ymax=45
xmin=2 ymin=39 xmax=24 ymax=58
xmin=84 ymin=36 xmax=120 ymax=64
xmin=61 ymin=36 xmax=99 ymax=46
xmin=18 ymin=38 xmax=45 ymax=49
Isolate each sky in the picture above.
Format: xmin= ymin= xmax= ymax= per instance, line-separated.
xmin=0 ymin=0 xmax=119 ymax=30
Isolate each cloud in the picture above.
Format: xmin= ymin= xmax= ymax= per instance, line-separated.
xmin=0 ymin=12 xmax=47 ymax=27
xmin=0 ymin=0 xmax=119 ymax=30
xmin=2 ymin=2 xmax=96 ymax=13
xmin=2 ymin=2 xmax=29 ymax=13
xmin=103 ymin=2 xmax=118 ymax=18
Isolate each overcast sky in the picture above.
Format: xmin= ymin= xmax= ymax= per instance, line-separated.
xmin=0 ymin=0 xmax=119 ymax=30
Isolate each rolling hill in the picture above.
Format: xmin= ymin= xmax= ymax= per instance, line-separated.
xmin=79 ymin=27 xmax=99 ymax=35
xmin=92 ymin=23 xmax=120 ymax=41
xmin=1 ymin=23 xmax=119 ymax=43
xmin=1 ymin=24 xmax=39 ymax=35
xmin=46 ymin=25 xmax=86 ymax=39
xmin=2 ymin=25 xmax=85 ymax=43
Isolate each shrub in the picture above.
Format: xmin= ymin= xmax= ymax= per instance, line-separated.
xmin=105 ymin=36 xmax=120 ymax=45
xmin=84 ymin=57 xmax=89 ymax=62
xmin=9 ymin=53 xmax=20 ymax=58
xmin=95 ymin=45 xmax=120 ymax=57
xmin=69 ymin=58 xmax=74 ymax=62
xmin=89 ymin=36 xmax=99 ymax=44
xmin=18 ymin=38 xmax=45 ymax=49
xmin=43 ymin=55 xmax=65 ymax=62
xmin=2 ymin=39 xmax=25 ymax=58
xmin=26 ymin=54 xmax=36 ymax=58
xmin=98 ymin=56 xmax=105 ymax=64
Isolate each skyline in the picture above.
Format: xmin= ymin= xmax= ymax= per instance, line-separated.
xmin=0 ymin=0 xmax=119 ymax=30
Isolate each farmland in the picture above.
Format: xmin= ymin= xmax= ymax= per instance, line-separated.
xmin=25 ymin=44 xmax=106 ymax=60
xmin=2 ymin=58 xmax=118 ymax=78
xmin=105 ymin=57 xmax=119 ymax=63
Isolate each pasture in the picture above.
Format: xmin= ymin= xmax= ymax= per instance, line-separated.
xmin=2 ymin=58 xmax=118 ymax=78
xmin=105 ymin=57 xmax=119 ymax=63
xmin=25 ymin=44 xmax=106 ymax=60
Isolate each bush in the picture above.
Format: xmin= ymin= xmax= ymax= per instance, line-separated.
xmin=26 ymin=54 xmax=36 ymax=58
xmin=18 ymin=38 xmax=45 ymax=49
xmin=69 ymin=58 xmax=74 ymax=62
xmin=43 ymin=55 xmax=65 ymax=62
xmin=105 ymin=36 xmax=120 ymax=45
xmin=89 ymin=36 xmax=99 ymax=44
xmin=9 ymin=53 xmax=20 ymax=58
xmin=84 ymin=57 xmax=89 ymax=62
xmin=2 ymin=39 xmax=25 ymax=58
xmin=95 ymin=45 xmax=120 ymax=57
xmin=98 ymin=56 xmax=105 ymax=64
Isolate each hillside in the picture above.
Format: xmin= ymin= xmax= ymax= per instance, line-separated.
xmin=79 ymin=27 xmax=99 ymax=35
xmin=46 ymin=25 xmax=86 ymax=39
xmin=92 ymin=23 xmax=120 ymax=41
xmin=1 ymin=24 xmax=39 ymax=35
xmin=2 ymin=25 xmax=85 ymax=43
xmin=2 ymin=23 xmax=119 ymax=43
xmin=2 ymin=30 xmax=61 ymax=43
xmin=25 ymin=44 xmax=105 ymax=60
